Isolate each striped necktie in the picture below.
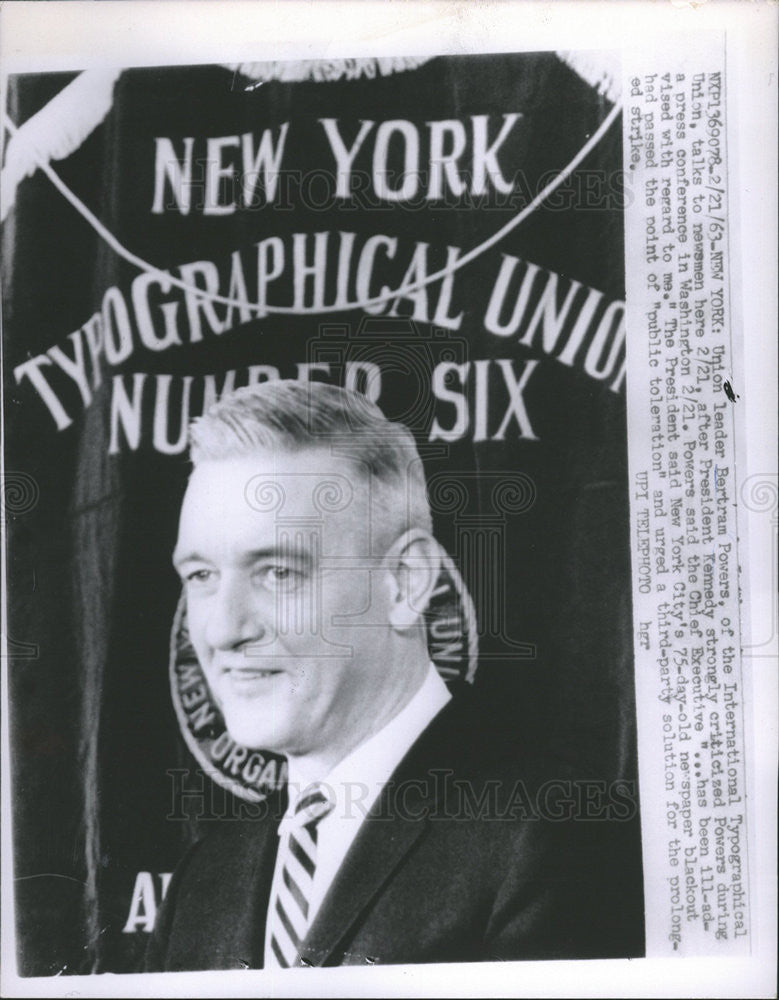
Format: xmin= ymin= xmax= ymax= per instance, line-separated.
xmin=265 ymin=784 xmax=335 ymax=968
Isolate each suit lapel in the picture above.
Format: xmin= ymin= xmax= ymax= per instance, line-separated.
xmin=296 ymin=693 xmax=472 ymax=967
xmin=296 ymin=794 xmax=428 ymax=967
xmin=231 ymin=798 xmax=284 ymax=969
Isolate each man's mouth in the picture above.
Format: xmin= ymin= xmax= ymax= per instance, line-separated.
xmin=224 ymin=668 xmax=281 ymax=677
xmin=219 ymin=666 xmax=284 ymax=692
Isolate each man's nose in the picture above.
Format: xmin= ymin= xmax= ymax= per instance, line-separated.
xmin=204 ymin=576 xmax=269 ymax=651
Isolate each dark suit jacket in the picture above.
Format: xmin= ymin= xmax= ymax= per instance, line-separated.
xmin=145 ymin=691 xmax=644 ymax=969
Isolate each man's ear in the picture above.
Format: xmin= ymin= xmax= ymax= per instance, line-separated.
xmin=384 ymin=529 xmax=442 ymax=631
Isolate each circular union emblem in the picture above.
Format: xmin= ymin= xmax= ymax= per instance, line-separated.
xmin=169 ymin=552 xmax=478 ymax=802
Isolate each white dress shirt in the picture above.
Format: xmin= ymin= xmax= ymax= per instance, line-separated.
xmin=264 ymin=663 xmax=451 ymax=954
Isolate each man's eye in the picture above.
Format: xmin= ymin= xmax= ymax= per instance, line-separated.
xmin=261 ymin=566 xmax=303 ymax=592
xmin=185 ymin=569 xmax=213 ymax=585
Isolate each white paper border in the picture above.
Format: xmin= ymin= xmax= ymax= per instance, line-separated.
xmin=1 ymin=2 xmax=776 ymax=997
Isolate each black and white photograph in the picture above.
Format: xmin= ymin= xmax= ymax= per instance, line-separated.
xmin=1 ymin=3 xmax=775 ymax=998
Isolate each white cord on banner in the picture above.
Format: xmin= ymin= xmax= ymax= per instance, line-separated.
xmin=2 ymin=101 xmax=622 ymax=315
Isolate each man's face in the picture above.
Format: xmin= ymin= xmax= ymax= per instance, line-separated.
xmin=173 ymin=448 xmax=398 ymax=761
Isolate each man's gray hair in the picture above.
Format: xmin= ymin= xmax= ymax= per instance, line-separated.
xmin=189 ymin=380 xmax=433 ymax=544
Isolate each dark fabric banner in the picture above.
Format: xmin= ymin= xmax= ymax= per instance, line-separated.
xmin=3 ymin=53 xmax=641 ymax=975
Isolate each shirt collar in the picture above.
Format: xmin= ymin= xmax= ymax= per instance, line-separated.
xmin=284 ymin=662 xmax=451 ymax=825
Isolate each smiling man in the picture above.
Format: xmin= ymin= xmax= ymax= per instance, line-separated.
xmin=174 ymin=425 xmax=441 ymax=775
xmin=146 ymin=379 xmax=644 ymax=971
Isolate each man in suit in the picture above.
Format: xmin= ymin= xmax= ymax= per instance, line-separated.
xmin=147 ymin=379 xmax=644 ymax=970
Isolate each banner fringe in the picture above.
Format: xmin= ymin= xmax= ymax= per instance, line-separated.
xmin=0 ymin=69 xmax=120 ymax=222
xmin=556 ymin=50 xmax=622 ymax=103
xmin=224 ymin=56 xmax=432 ymax=85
